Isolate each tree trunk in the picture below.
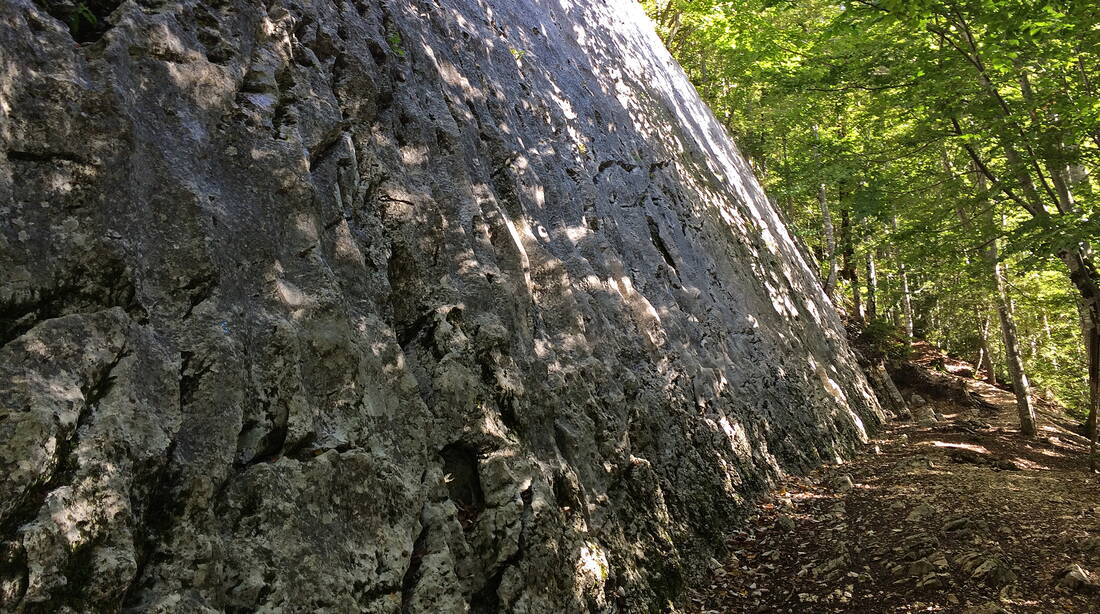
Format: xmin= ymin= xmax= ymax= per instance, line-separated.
xmin=866 ymin=250 xmax=878 ymax=320
xmin=963 ymin=162 xmax=1035 ymax=435
xmin=1089 ymin=324 xmax=1099 ymax=465
xmin=993 ymin=258 xmax=1037 ymax=436
xmin=1059 ymin=247 xmax=1100 ymax=463
xmin=865 ymin=359 xmax=908 ymax=417
xmin=813 ymin=126 xmax=838 ymax=299
xmin=1043 ymin=313 xmax=1058 ymax=368
xmin=840 ymin=205 xmax=863 ymax=320
xmin=892 ymin=217 xmax=914 ymax=337
xmin=977 ymin=312 xmax=997 ymax=385
xmin=820 ymin=182 xmax=838 ymax=299
xmin=938 ymin=24 xmax=1099 ymax=444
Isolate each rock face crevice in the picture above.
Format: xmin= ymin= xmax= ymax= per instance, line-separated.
xmin=0 ymin=0 xmax=882 ymax=611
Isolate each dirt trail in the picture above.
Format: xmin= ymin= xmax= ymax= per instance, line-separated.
xmin=688 ymin=354 xmax=1100 ymax=613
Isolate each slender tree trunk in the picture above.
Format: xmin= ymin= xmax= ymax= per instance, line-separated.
xmin=662 ymin=12 xmax=681 ymax=48
xmin=813 ymin=126 xmax=838 ymax=299
xmin=1060 ymin=247 xmax=1100 ymax=463
xmin=850 ymin=263 xmax=863 ymax=321
xmin=866 ymin=250 xmax=878 ymax=320
xmin=989 ymin=254 xmax=1036 ymax=437
xmin=993 ymin=258 xmax=1037 ymax=436
xmin=981 ymin=203 xmax=1037 ymax=436
xmin=961 ymin=163 xmax=1036 ymax=435
xmin=820 ymin=182 xmax=838 ymax=299
xmin=1091 ymin=309 xmax=1100 ymax=467
xmin=881 ymin=270 xmax=895 ymax=325
xmin=700 ymin=54 xmax=712 ymax=100
xmin=977 ymin=312 xmax=997 ymax=385
xmin=892 ymin=217 xmax=914 ymax=337
xmin=840 ymin=205 xmax=863 ymax=320
xmin=1047 ymin=159 xmax=1076 ymax=213
xmin=1043 ymin=313 xmax=1059 ymax=368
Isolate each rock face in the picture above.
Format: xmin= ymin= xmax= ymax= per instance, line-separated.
xmin=0 ymin=0 xmax=882 ymax=611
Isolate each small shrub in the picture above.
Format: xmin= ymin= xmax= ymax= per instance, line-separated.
xmin=858 ymin=319 xmax=910 ymax=361
xmin=386 ymin=31 xmax=405 ymax=57
xmin=70 ymin=2 xmax=98 ymax=33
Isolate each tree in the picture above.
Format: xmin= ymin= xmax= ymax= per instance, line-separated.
xmin=643 ymin=0 xmax=1098 ymax=438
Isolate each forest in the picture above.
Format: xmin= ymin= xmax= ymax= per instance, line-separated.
xmin=645 ymin=0 xmax=1099 ymax=438
xmin=3 ymin=0 xmax=1100 ymax=612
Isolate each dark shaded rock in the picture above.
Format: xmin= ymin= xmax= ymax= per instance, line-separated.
xmin=0 ymin=0 xmax=882 ymax=611
xmin=956 ymin=552 xmax=1017 ymax=586
xmin=833 ymin=474 xmax=855 ymax=494
xmin=891 ymin=361 xmax=975 ymax=409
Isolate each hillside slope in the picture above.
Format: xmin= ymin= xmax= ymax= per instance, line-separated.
xmin=691 ymin=349 xmax=1100 ymax=613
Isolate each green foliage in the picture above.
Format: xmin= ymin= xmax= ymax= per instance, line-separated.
xmin=68 ymin=2 xmax=98 ymax=34
xmin=386 ymin=31 xmax=406 ymax=57
xmin=860 ymin=319 xmax=912 ymax=361
xmin=645 ymin=0 xmax=1099 ymax=415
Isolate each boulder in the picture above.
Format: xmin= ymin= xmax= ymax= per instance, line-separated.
xmin=1057 ymin=564 xmax=1100 ymax=593
xmin=833 ymin=474 xmax=856 ymax=493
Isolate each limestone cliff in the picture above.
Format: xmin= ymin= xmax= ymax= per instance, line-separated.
xmin=0 ymin=0 xmax=882 ymax=611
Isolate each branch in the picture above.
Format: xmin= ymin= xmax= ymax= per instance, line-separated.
xmin=849 ymin=0 xmax=890 ymax=14
xmin=946 ymin=10 xmax=1064 ymax=208
xmin=949 ymin=117 xmax=1045 ymax=218
xmin=801 ymin=80 xmax=918 ymax=93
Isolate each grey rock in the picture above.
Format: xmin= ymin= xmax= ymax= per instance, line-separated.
xmin=943 ymin=516 xmax=987 ymax=539
xmin=913 ymin=404 xmax=939 ymax=425
xmin=813 ymin=549 xmax=851 ymax=581
xmin=943 ymin=517 xmax=973 ymax=533
xmin=0 ymin=0 xmax=882 ymax=611
xmin=833 ymin=474 xmax=855 ymax=493
xmin=1082 ymin=536 xmax=1100 ymax=559
xmin=956 ymin=552 xmax=1017 ymax=586
xmin=894 ymin=455 xmax=934 ymax=473
xmin=905 ymin=502 xmax=936 ymax=522
xmin=1057 ymin=564 xmax=1100 ymax=593
xmin=893 ymin=532 xmax=940 ymax=563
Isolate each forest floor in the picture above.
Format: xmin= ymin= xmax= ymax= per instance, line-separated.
xmin=687 ymin=347 xmax=1100 ymax=613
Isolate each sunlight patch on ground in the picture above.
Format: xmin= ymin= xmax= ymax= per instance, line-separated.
xmin=1011 ymin=457 xmax=1048 ymax=470
xmin=926 ymin=441 xmax=990 ymax=454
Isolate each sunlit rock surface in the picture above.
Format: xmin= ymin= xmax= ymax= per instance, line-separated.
xmin=0 ymin=0 xmax=882 ymax=611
